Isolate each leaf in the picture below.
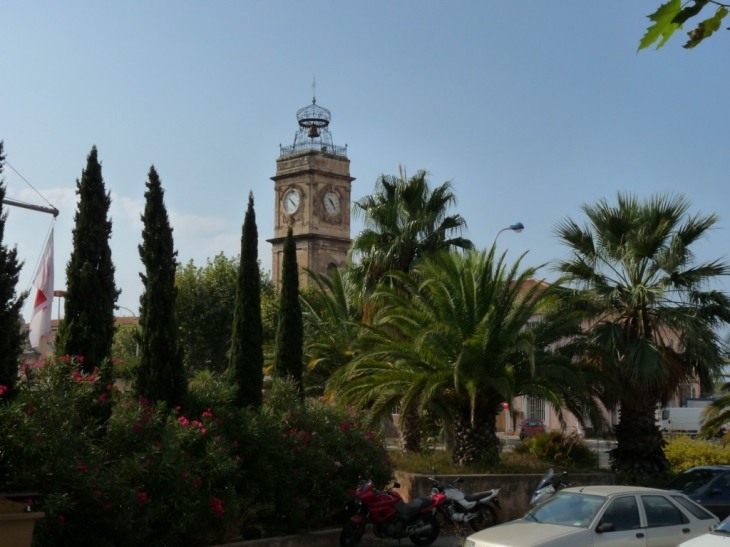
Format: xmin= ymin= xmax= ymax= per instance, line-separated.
xmin=684 ymin=6 xmax=729 ymax=48
xmin=672 ymin=0 xmax=711 ymax=26
xmin=639 ymin=0 xmax=683 ymax=51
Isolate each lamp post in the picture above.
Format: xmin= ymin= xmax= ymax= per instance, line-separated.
xmin=493 ymin=222 xmax=524 ymax=245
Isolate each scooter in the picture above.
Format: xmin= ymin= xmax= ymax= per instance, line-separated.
xmin=530 ymin=468 xmax=570 ymax=506
xmin=340 ymin=477 xmax=447 ymax=547
xmin=428 ymin=471 xmax=501 ymax=532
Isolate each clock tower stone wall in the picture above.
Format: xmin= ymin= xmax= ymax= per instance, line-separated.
xmin=268 ymin=98 xmax=354 ymax=288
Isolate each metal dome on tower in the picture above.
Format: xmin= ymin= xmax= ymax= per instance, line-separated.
xmin=279 ymin=91 xmax=347 ymax=158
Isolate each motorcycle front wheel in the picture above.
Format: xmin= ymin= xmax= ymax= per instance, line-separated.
xmin=468 ymin=504 xmax=497 ymax=532
xmin=410 ymin=514 xmax=440 ymax=546
xmin=339 ymin=520 xmax=366 ymax=547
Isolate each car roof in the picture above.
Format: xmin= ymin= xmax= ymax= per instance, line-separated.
xmin=561 ymin=485 xmax=675 ymax=497
xmin=679 ymin=465 xmax=730 ymax=471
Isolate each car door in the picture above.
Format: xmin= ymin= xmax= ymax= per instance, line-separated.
xmin=640 ymin=494 xmax=694 ymax=547
xmin=593 ymin=495 xmax=647 ymax=547
xmin=701 ymin=472 xmax=730 ymax=520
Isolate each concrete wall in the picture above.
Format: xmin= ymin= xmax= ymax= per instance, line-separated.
xmin=394 ymin=471 xmax=615 ymax=523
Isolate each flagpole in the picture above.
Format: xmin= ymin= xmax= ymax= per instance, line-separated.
xmin=2 ymin=198 xmax=59 ymax=217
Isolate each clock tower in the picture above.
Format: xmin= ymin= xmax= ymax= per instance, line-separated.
xmin=268 ymin=96 xmax=354 ymax=288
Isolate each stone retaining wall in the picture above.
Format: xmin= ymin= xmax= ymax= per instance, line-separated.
xmin=394 ymin=471 xmax=615 ymax=523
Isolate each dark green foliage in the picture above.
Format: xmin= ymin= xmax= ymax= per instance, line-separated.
xmin=0 ymin=360 xmax=392 ymax=545
xmin=135 ymin=166 xmax=186 ymax=408
xmin=515 ymin=431 xmax=598 ymax=469
xmin=176 ymin=254 xmax=277 ymax=374
xmin=0 ymin=141 xmax=27 ymax=398
xmin=229 ymin=192 xmax=264 ymax=409
xmin=55 ymin=146 xmax=120 ymax=374
xmin=273 ymin=227 xmax=303 ymax=396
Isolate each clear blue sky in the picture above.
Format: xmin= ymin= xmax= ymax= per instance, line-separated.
xmin=2 ymin=2 xmax=729 ymax=321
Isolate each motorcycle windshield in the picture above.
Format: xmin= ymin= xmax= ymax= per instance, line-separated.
xmin=535 ymin=468 xmax=555 ymax=491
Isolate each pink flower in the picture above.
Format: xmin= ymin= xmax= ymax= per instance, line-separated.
xmin=94 ymin=490 xmax=102 ymax=497
xmin=104 ymin=503 xmax=112 ymax=509
xmin=193 ymin=479 xmax=202 ymax=489
xmin=175 ymin=406 xmax=182 ymax=412
xmin=178 ymin=416 xmax=190 ymax=427
xmin=136 ymin=492 xmax=148 ymax=503
xmin=154 ymin=441 xmax=162 ymax=448
xmin=0 ymin=385 xmax=7 ymax=397
xmin=181 ymin=472 xmax=189 ymax=480
xmin=106 ymin=384 xmax=113 ymax=391
xmin=60 ymin=515 xmax=66 ymax=524
xmin=334 ymin=461 xmax=342 ymax=468
xmin=209 ymin=497 xmax=225 ymax=517
xmin=21 ymin=363 xmax=31 ymax=372
xmin=133 ymin=424 xmax=142 ymax=433
xmin=77 ymin=464 xmax=88 ymax=474
xmin=99 ymin=394 xmax=107 ymax=403
xmin=200 ymin=428 xmax=207 ymax=435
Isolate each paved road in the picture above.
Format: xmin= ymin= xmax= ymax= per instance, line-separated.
xmin=358 ymin=531 xmax=465 ymax=547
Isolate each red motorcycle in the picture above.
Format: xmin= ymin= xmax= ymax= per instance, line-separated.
xmin=340 ymin=477 xmax=447 ymax=547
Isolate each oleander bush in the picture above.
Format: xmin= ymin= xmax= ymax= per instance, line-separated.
xmin=514 ymin=431 xmax=597 ymax=469
xmin=0 ymin=357 xmax=391 ymax=546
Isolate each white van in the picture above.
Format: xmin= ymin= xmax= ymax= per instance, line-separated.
xmin=661 ymin=407 xmax=705 ymax=436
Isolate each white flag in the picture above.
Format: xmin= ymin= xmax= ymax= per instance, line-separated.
xmin=29 ymin=229 xmax=54 ymax=350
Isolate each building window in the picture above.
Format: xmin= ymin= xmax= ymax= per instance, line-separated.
xmin=527 ymin=397 xmax=545 ymax=422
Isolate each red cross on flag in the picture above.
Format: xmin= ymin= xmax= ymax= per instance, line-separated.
xmin=28 ymin=229 xmax=54 ymax=350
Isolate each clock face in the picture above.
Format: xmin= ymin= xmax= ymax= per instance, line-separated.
xmin=323 ymin=191 xmax=340 ymax=214
xmin=284 ymin=189 xmax=300 ymax=213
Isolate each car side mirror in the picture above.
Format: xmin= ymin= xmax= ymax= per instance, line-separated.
xmin=596 ymin=523 xmax=615 ymax=533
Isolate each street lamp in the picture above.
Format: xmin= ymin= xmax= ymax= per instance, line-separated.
xmin=493 ymin=222 xmax=525 ymax=245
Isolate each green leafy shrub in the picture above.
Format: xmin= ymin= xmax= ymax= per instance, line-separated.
xmin=0 ymin=359 xmax=391 ymax=546
xmin=664 ymin=436 xmax=730 ymax=474
xmin=514 ymin=431 xmax=597 ymax=469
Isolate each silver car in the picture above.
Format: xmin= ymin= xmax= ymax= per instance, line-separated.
xmin=464 ymin=485 xmax=718 ymax=547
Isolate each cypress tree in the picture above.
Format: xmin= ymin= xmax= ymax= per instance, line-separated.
xmin=56 ymin=146 xmax=119 ymax=374
xmin=229 ymin=192 xmax=263 ymax=409
xmin=136 ymin=166 xmax=186 ymax=407
xmin=0 ymin=141 xmax=27 ymax=399
xmin=273 ymin=226 xmax=303 ymax=397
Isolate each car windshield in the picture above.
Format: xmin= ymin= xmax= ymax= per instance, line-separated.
xmin=525 ymin=492 xmax=605 ymax=528
xmin=666 ymin=469 xmax=720 ymax=493
xmin=715 ymin=518 xmax=730 ymax=534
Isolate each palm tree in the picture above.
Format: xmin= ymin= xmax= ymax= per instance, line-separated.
xmin=301 ymin=267 xmax=366 ymax=396
xmin=351 ymin=167 xmax=473 ymax=286
xmin=554 ymin=192 xmax=730 ymax=474
xmin=329 ymin=248 xmax=603 ymax=465
xmin=350 ymin=167 xmax=473 ymax=452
